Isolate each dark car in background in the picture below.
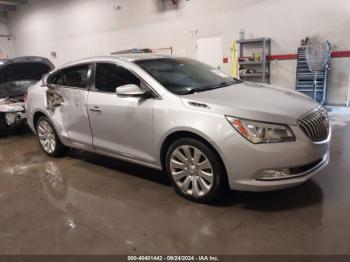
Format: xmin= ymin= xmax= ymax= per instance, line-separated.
xmin=0 ymin=56 xmax=53 ymax=136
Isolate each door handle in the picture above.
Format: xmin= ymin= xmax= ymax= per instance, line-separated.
xmin=89 ymin=106 xmax=102 ymax=113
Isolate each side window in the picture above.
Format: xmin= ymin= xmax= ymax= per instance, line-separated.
xmin=48 ymin=65 xmax=90 ymax=89
xmin=95 ymin=63 xmax=141 ymax=93
xmin=61 ymin=65 xmax=90 ymax=89
xmin=49 ymin=71 xmax=64 ymax=85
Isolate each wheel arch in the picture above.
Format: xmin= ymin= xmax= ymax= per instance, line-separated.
xmin=33 ymin=111 xmax=50 ymax=131
xmin=159 ymin=130 xmax=228 ymax=178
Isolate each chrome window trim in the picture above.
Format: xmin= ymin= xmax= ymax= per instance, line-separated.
xmin=89 ymin=61 xmax=162 ymax=100
xmin=45 ymin=63 xmax=93 ymax=91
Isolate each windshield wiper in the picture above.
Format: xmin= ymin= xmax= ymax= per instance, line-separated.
xmin=178 ymin=86 xmax=223 ymax=95
xmin=177 ymin=80 xmax=243 ymax=95
xmin=177 ymin=88 xmax=202 ymax=95
xmin=203 ymin=80 xmax=239 ymax=90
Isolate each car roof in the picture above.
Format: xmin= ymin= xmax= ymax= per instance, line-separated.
xmin=61 ymin=54 xmax=173 ymax=68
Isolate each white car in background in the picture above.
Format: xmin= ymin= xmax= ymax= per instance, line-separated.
xmin=0 ymin=56 xmax=53 ymax=137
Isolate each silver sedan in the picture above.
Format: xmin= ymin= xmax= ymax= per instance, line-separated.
xmin=25 ymin=55 xmax=331 ymax=202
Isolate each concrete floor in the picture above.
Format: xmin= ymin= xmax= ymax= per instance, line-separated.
xmin=0 ymin=107 xmax=349 ymax=255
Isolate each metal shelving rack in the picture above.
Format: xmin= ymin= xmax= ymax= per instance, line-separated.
xmin=237 ymin=38 xmax=271 ymax=84
xmin=295 ymin=47 xmax=330 ymax=105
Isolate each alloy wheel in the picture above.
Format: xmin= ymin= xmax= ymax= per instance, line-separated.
xmin=170 ymin=145 xmax=214 ymax=197
xmin=38 ymin=120 xmax=56 ymax=154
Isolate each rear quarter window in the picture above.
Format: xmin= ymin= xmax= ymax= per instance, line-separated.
xmin=48 ymin=64 xmax=90 ymax=89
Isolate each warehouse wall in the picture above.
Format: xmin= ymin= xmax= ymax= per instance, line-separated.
xmin=6 ymin=0 xmax=350 ymax=104
xmin=0 ymin=20 xmax=16 ymax=58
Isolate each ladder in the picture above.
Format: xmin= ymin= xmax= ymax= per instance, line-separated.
xmin=295 ymin=47 xmax=330 ymax=105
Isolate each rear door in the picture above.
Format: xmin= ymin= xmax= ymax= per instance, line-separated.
xmin=87 ymin=62 xmax=156 ymax=165
xmin=47 ymin=64 xmax=93 ymax=148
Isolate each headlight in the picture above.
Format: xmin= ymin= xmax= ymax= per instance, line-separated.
xmin=226 ymin=116 xmax=295 ymax=144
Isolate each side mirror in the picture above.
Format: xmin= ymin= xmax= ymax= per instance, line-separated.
xmin=116 ymin=84 xmax=154 ymax=98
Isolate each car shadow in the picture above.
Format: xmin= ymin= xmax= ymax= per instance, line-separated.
xmin=212 ymin=180 xmax=324 ymax=211
xmin=0 ymin=125 xmax=34 ymax=139
xmin=67 ymin=149 xmax=172 ymax=187
xmin=67 ymin=149 xmax=324 ymax=211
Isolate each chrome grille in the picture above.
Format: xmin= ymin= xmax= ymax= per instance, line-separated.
xmin=299 ymin=108 xmax=330 ymax=142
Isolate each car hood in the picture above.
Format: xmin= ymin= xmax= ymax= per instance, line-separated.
xmin=0 ymin=56 xmax=53 ymax=98
xmin=181 ymin=81 xmax=320 ymax=125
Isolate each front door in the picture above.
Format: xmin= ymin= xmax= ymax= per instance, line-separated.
xmin=47 ymin=64 xmax=93 ymax=147
xmin=87 ymin=63 xmax=156 ymax=165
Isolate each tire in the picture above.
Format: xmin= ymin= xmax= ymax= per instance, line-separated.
xmin=0 ymin=113 xmax=8 ymax=137
xmin=36 ymin=116 xmax=68 ymax=157
xmin=165 ymin=138 xmax=227 ymax=203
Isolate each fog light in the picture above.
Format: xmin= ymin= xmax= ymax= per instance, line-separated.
xmin=257 ymin=168 xmax=291 ymax=180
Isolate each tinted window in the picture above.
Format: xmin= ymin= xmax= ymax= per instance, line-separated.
xmin=49 ymin=65 xmax=90 ymax=89
xmin=95 ymin=63 xmax=140 ymax=93
xmin=136 ymin=58 xmax=240 ymax=95
xmin=50 ymin=72 xmax=64 ymax=85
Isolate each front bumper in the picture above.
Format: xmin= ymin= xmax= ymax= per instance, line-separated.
xmin=0 ymin=102 xmax=25 ymax=113
xmin=0 ymin=103 xmax=26 ymax=126
xmin=219 ymin=125 xmax=331 ymax=192
xmin=230 ymin=153 xmax=329 ymax=192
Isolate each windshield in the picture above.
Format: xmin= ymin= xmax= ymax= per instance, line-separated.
xmin=136 ymin=58 xmax=241 ymax=95
xmin=0 ymin=61 xmax=51 ymax=98
xmin=0 ymin=62 xmax=51 ymax=84
xmin=0 ymin=81 xmax=37 ymax=98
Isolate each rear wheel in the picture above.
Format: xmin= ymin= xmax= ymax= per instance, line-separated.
xmin=165 ymin=138 xmax=227 ymax=203
xmin=0 ymin=113 xmax=8 ymax=137
xmin=36 ymin=116 xmax=68 ymax=157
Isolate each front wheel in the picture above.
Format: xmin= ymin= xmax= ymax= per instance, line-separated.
xmin=165 ymin=138 xmax=227 ymax=203
xmin=36 ymin=116 xmax=68 ymax=157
